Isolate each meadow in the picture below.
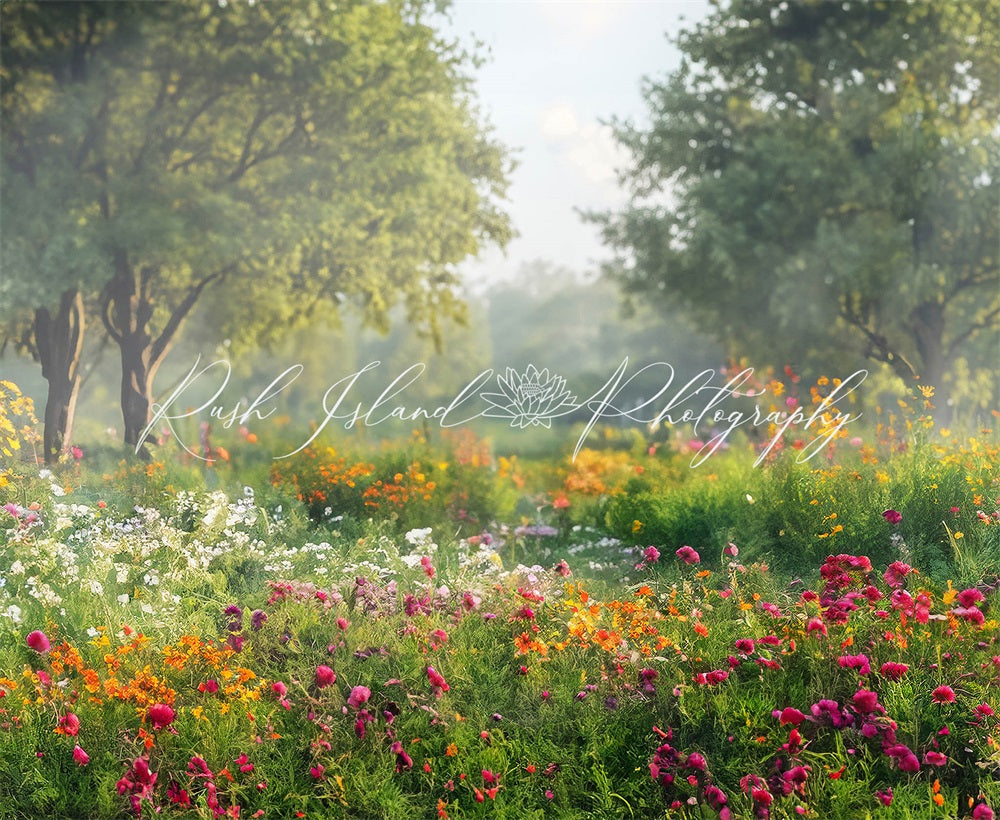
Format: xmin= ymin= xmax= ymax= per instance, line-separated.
xmin=0 ymin=377 xmax=998 ymax=819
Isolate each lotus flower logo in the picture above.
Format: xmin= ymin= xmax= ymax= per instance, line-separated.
xmin=481 ymin=365 xmax=577 ymax=428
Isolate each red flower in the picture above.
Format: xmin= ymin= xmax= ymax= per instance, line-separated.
xmin=315 ymin=665 xmax=336 ymax=689
xmin=147 ymin=703 xmax=175 ymax=730
xmin=26 ymin=630 xmax=51 ymax=654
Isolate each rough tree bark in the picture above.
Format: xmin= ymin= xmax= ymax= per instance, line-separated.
xmin=34 ymin=289 xmax=85 ymax=463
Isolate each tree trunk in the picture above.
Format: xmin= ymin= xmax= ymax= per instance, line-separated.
xmin=102 ymin=254 xmax=220 ymax=458
xmin=910 ymin=300 xmax=951 ymax=425
xmin=34 ymin=289 xmax=85 ymax=463
xmin=119 ymin=331 xmax=155 ymax=454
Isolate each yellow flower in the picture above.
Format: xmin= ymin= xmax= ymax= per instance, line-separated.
xmin=632 ymin=520 xmax=643 ymax=533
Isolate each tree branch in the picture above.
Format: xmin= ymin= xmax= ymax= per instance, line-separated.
xmin=946 ymin=305 xmax=1000 ymax=357
xmin=149 ymin=271 xmax=223 ymax=368
xmin=839 ymin=300 xmax=919 ymax=381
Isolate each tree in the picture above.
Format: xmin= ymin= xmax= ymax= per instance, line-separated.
xmin=1 ymin=0 xmax=512 ymax=453
xmin=595 ymin=0 xmax=999 ymax=418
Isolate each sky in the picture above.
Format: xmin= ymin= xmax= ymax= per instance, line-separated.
xmin=438 ymin=0 xmax=713 ymax=285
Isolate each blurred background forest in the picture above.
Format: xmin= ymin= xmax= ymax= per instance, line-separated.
xmin=2 ymin=0 xmax=997 ymax=463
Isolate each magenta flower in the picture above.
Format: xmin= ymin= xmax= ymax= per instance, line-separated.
xmin=427 ymin=666 xmax=450 ymax=696
xmin=147 ymin=703 xmax=175 ymax=730
xmin=972 ymin=804 xmax=995 ymax=820
xmin=390 ymin=741 xmax=413 ymax=772
xmin=777 ymin=707 xmax=805 ymax=726
xmin=923 ymin=751 xmax=947 ymax=766
xmin=806 ymin=617 xmax=828 ymax=637
xmin=643 ymin=546 xmax=661 ymax=563
xmin=315 ymin=665 xmax=337 ymax=689
xmin=931 ymin=685 xmax=956 ymax=704
xmin=837 ymin=653 xmax=871 ymax=676
xmin=880 ymin=662 xmax=909 ymax=681
xmin=958 ymin=588 xmax=986 ymax=608
xmin=347 ymin=685 xmax=371 ymax=710
xmin=897 ymin=751 xmax=920 ymax=773
xmin=852 ymin=690 xmax=880 ymax=714
xmin=72 ymin=745 xmax=89 ymax=766
xmin=26 ymin=630 xmax=51 ymax=654
xmin=882 ymin=509 xmax=902 ymax=525
xmin=675 ymin=546 xmax=700 ymax=565
xmin=974 ymin=703 xmax=995 ymax=719
xmin=882 ymin=561 xmax=913 ymax=589
xmin=875 ymin=789 xmax=893 ymax=806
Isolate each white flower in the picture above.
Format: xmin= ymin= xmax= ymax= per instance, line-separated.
xmin=50 ymin=483 xmax=66 ymax=497
xmin=39 ymin=468 xmax=53 ymax=480
xmin=86 ymin=627 xmax=99 ymax=638
xmin=9 ymin=560 xmax=25 ymax=575
xmin=405 ymin=527 xmax=433 ymax=545
xmin=88 ymin=580 xmax=104 ymax=596
xmin=117 ymin=593 xmax=130 ymax=605
xmin=3 ymin=604 xmax=22 ymax=624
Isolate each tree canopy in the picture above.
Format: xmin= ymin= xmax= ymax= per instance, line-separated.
xmin=595 ymin=0 xmax=999 ymax=417
xmin=1 ymin=0 xmax=512 ymax=452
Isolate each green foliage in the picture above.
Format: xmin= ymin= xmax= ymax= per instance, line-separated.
xmin=595 ymin=0 xmax=1000 ymax=413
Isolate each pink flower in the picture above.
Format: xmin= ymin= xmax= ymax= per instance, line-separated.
xmin=26 ymin=630 xmax=51 ymax=654
xmin=147 ymin=703 xmax=175 ymax=730
xmin=882 ymin=561 xmax=913 ymax=589
xmin=852 ymin=690 xmax=880 ymax=714
xmin=837 ymin=653 xmax=871 ymax=676
xmin=337 ymin=617 xmax=350 ymax=630
xmin=953 ymin=606 xmax=985 ymax=625
xmin=972 ymin=804 xmax=995 ymax=820
xmin=427 ymin=666 xmax=450 ymax=695
xmin=931 ymin=685 xmax=956 ymax=704
xmin=59 ymin=712 xmax=81 ymax=736
xmin=735 ymin=639 xmax=755 ymax=654
xmin=70 ymin=445 xmax=83 ymax=460
xmin=643 ymin=546 xmax=661 ymax=563
xmin=974 ymin=703 xmax=995 ymax=719
xmin=724 ymin=542 xmax=739 ymax=557
xmin=272 ymin=681 xmax=287 ymax=698
xmin=72 ymin=745 xmax=89 ymax=766
xmin=958 ymin=588 xmax=986 ymax=608
xmin=923 ymin=751 xmax=947 ymax=766
xmin=806 ymin=618 xmax=828 ymax=637
xmin=315 ymin=665 xmax=337 ymax=689
xmin=897 ymin=752 xmax=920 ymax=773
xmin=880 ymin=662 xmax=909 ymax=681
xmin=310 ymin=764 xmax=325 ymax=780
xmin=882 ymin=509 xmax=902 ymax=525
xmin=675 ymin=546 xmax=700 ymax=565
xmin=875 ymin=789 xmax=893 ymax=806
xmin=347 ymin=685 xmax=371 ymax=710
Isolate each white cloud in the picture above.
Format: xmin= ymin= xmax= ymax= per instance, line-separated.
xmin=539 ymin=103 xmax=580 ymax=140
xmin=538 ymin=102 xmax=626 ymax=184
xmin=535 ymin=1 xmax=629 ymax=45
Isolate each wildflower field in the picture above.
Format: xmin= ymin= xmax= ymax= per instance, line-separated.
xmin=1 ymin=381 xmax=998 ymax=819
